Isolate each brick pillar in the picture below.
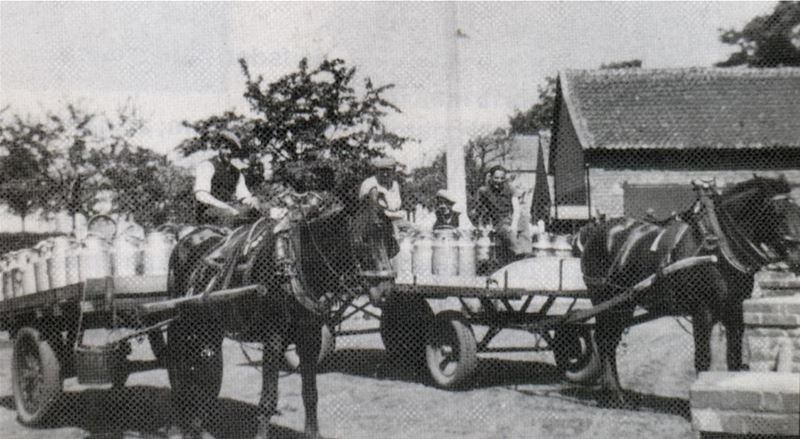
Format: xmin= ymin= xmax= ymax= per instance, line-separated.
xmin=691 ymin=270 xmax=800 ymax=437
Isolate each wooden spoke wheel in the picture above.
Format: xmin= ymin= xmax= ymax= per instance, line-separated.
xmin=11 ymin=327 xmax=63 ymax=425
xmin=380 ymin=295 xmax=434 ymax=365
xmin=552 ymin=326 xmax=601 ymax=384
xmin=283 ymin=324 xmax=335 ymax=370
xmin=425 ymin=311 xmax=478 ymax=389
xmin=166 ymin=317 xmax=223 ymax=400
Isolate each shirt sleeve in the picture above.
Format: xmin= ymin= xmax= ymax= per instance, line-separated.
xmin=359 ymin=177 xmax=378 ymax=200
xmin=235 ymin=173 xmax=253 ymax=201
xmin=194 ymin=161 xmax=214 ymax=194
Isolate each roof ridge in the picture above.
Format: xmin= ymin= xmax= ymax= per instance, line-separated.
xmin=561 ymin=66 xmax=800 ymax=79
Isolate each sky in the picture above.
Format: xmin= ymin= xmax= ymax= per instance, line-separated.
xmin=0 ymin=1 xmax=776 ymax=169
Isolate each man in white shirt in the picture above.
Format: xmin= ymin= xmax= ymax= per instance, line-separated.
xmin=193 ymin=131 xmax=260 ymax=226
xmin=359 ymin=156 xmax=406 ymax=223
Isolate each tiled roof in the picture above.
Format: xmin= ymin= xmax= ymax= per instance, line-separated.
xmin=559 ymin=68 xmax=800 ymax=150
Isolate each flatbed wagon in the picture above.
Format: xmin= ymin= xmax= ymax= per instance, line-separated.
xmin=0 ymin=274 xmax=262 ymax=425
xmin=328 ymin=254 xmax=717 ymax=388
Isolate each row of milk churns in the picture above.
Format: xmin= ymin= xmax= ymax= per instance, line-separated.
xmin=0 ymin=227 xmax=176 ymax=300
xmin=394 ymin=228 xmax=494 ymax=277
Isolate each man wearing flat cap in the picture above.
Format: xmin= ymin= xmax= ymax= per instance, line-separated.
xmin=193 ymin=130 xmax=261 ymax=226
xmin=433 ymin=189 xmax=460 ymax=230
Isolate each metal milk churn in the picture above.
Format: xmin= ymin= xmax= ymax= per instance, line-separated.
xmin=0 ymin=256 xmax=11 ymax=300
xmin=6 ymin=252 xmax=20 ymax=298
xmin=143 ymin=231 xmax=174 ymax=276
xmin=396 ymin=233 xmax=414 ymax=276
xmin=531 ymin=232 xmax=548 ymax=257
xmin=457 ymin=231 xmax=477 ymax=276
xmin=476 ymin=228 xmax=493 ymax=262
xmin=34 ymin=240 xmax=52 ymax=292
xmin=412 ymin=232 xmax=433 ymax=276
xmin=80 ymin=234 xmax=112 ymax=280
xmin=65 ymin=240 xmax=81 ymax=285
xmin=552 ymin=234 xmax=573 ymax=258
xmin=432 ymin=229 xmax=458 ymax=276
xmin=113 ymin=233 xmax=142 ymax=277
xmin=48 ymin=236 xmax=73 ymax=288
xmin=16 ymin=249 xmax=38 ymax=295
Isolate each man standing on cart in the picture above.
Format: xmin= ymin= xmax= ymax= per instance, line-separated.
xmin=470 ymin=165 xmax=525 ymax=264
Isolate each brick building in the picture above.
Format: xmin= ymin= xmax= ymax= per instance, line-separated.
xmin=549 ymin=68 xmax=800 ymax=222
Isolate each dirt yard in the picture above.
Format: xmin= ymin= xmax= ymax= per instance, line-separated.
xmin=0 ymin=316 xmax=726 ymax=439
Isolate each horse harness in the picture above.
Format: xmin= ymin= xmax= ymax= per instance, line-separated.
xmin=197 ymin=191 xmax=360 ymax=322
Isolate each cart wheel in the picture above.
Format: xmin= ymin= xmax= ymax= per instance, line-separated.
xmin=11 ymin=327 xmax=63 ymax=425
xmin=552 ymin=327 xmax=601 ymax=384
xmin=283 ymin=324 xmax=335 ymax=370
xmin=425 ymin=311 xmax=478 ymax=389
xmin=166 ymin=317 xmax=223 ymax=400
xmin=381 ymin=296 xmax=434 ymax=364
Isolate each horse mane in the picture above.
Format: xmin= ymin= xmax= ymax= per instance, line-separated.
xmin=720 ymin=176 xmax=790 ymax=205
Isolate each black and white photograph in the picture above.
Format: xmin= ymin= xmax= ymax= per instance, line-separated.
xmin=1 ymin=2 xmax=799 ymax=439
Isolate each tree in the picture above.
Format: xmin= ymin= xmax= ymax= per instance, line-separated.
xmin=0 ymin=117 xmax=55 ymax=230
xmin=1 ymin=103 xmax=192 ymax=230
xmin=508 ymin=76 xmax=557 ymax=135
xmin=600 ymin=59 xmax=643 ymax=69
xmin=717 ymin=1 xmax=800 ymax=67
xmin=180 ymin=58 xmax=409 ymax=207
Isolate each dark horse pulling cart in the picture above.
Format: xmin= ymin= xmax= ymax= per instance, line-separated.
xmin=323 ymin=176 xmax=800 ymax=398
xmin=1 ymin=196 xmax=396 ymax=439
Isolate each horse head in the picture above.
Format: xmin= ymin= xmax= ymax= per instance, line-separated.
xmin=718 ymin=176 xmax=800 ymax=272
xmin=347 ymin=197 xmax=398 ymax=303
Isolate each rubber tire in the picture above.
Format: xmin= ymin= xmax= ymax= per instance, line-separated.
xmin=552 ymin=327 xmax=601 ymax=384
xmin=11 ymin=327 xmax=63 ymax=425
xmin=283 ymin=324 xmax=335 ymax=370
xmin=381 ymin=296 xmax=434 ymax=364
xmin=166 ymin=317 xmax=223 ymax=400
xmin=425 ymin=311 xmax=478 ymax=389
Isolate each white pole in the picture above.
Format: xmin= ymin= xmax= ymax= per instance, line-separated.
xmin=444 ymin=3 xmax=473 ymax=230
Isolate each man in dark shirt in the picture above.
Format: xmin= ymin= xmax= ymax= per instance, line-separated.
xmin=471 ymin=165 xmax=524 ymax=263
xmin=433 ymin=189 xmax=460 ymax=230
xmin=193 ymin=131 xmax=260 ymax=226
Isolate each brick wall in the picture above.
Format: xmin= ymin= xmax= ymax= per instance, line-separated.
xmin=745 ymin=272 xmax=800 ymax=374
xmin=586 ymin=168 xmax=800 ymax=218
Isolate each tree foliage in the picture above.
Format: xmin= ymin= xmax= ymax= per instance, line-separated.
xmin=179 ymin=57 xmax=409 ymax=207
xmin=508 ymin=76 xmax=557 ymax=135
xmin=717 ymin=1 xmax=800 ymax=67
xmin=0 ymin=103 xmax=193 ymax=229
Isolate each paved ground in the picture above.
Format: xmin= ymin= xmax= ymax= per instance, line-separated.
xmin=0 ymin=314 xmax=726 ymax=439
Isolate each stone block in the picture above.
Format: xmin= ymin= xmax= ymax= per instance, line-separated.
xmin=744 ymin=296 xmax=800 ymax=327
xmin=754 ymin=270 xmax=800 ymax=298
xmin=691 ymin=372 xmax=800 ymax=436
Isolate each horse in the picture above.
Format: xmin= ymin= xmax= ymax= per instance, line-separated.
xmin=164 ymin=196 xmax=397 ymax=438
xmin=574 ymin=176 xmax=800 ymax=408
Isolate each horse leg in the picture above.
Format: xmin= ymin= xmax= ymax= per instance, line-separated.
xmin=722 ymin=302 xmax=745 ymax=371
xmin=297 ymin=322 xmax=323 ymax=439
xmin=255 ymin=331 xmax=285 ymax=439
xmin=692 ymin=307 xmax=714 ymax=372
xmin=594 ymin=305 xmax=634 ymax=409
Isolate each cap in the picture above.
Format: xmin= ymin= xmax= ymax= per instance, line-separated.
xmin=435 ymin=189 xmax=458 ymax=204
xmin=217 ymin=130 xmax=242 ymax=150
xmin=370 ymin=156 xmax=398 ymax=169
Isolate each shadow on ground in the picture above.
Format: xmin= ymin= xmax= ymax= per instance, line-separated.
xmin=0 ymin=387 xmax=304 ymax=439
xmin=265 ymin=347 xmax=566 ymax=389
xmin=318 ymin=348 xmax=690 ymax=419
